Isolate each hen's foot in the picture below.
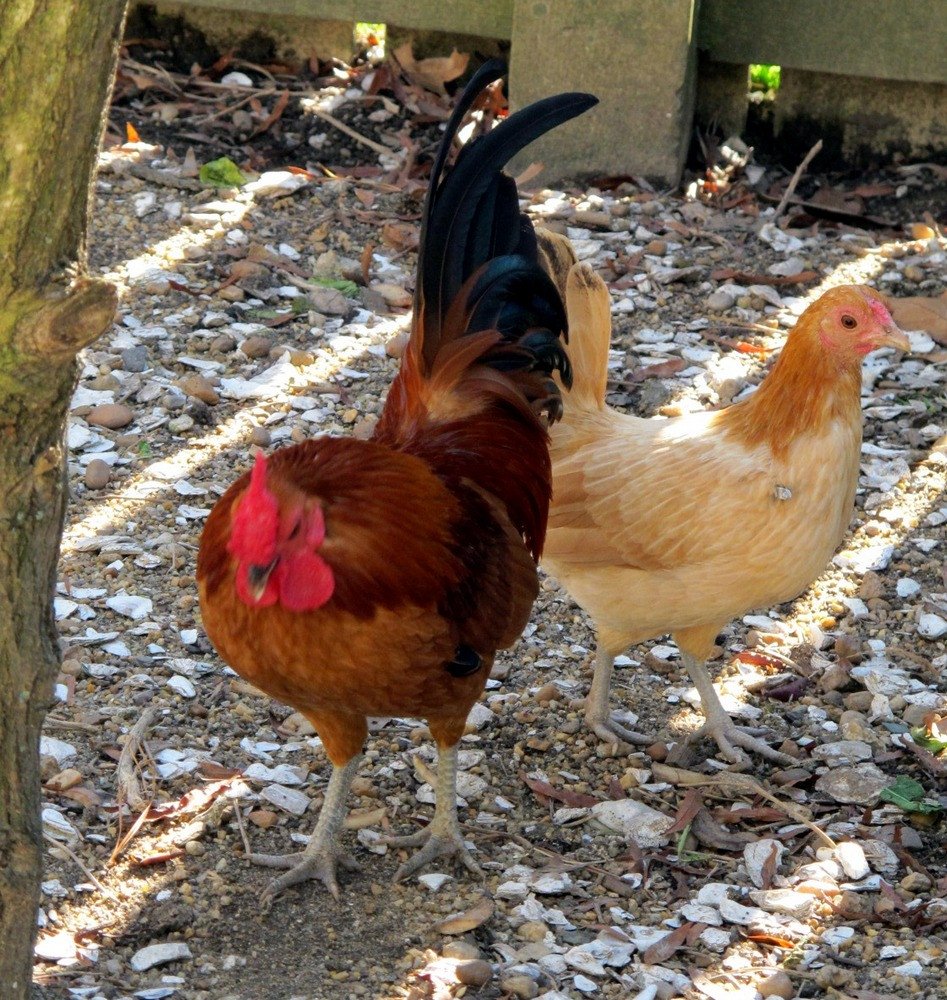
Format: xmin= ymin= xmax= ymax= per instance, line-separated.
xmin=248 ymin=846 xmax=359 ymax=902
xmin=585 ymin=709 xmax=652 ymax=748
xmin=686 ymin=718 xmax=796 ymax=769
xmin=383 ymin=827 xmax=482 ymax=882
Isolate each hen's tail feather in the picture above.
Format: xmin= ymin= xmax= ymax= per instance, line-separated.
xmin=562 ymin=262 xmax=613 ymax=412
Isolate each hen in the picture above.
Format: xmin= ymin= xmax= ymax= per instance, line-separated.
xmin=540 ymin=235 xmax=909 ymax=766
xmin=197 ymin=64 xmax=596 ymax=897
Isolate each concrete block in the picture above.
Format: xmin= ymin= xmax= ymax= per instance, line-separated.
xmin=360 ymin=0 xmax=513 ymax=38
xmin=700 ymin=0 xmax=947 ymax=85
xmin=508 ymin=0 xmax=698 ymax=186
xmin=776 ymin=68 xmax=947 ymax=166
xmin=695 ymin=55 xmax=748 ymax=142
xmin=133 ymin=2 xmax=355 ymax=65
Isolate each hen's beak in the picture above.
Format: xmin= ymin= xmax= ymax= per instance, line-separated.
xmin=874 ymin=322 xmax=910 ymax=353
xmin=247 ymin=558 xmax=278 ymax=601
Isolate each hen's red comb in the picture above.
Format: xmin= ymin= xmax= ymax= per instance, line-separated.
xmin=868 ymin=297 xmax=893 ymax=326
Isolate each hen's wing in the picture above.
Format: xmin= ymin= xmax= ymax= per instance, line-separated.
xmin=548 ymin=409 xmax=775 ymax=572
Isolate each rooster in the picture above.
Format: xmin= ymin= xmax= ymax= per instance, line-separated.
xmin=539 ymin=234 xmax=909 ymax=766
xmin=197 ymin=64 xmax=596 ymax=897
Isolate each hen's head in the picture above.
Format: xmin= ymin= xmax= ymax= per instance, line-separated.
xmin=811 ymin=285 xmax=909 ymax=362
xmin=227 ymin=451 xmax=335 ymax=612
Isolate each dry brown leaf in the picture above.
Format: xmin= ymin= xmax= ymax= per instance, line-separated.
xmin=691 ymin=807 xmax=755 ymax=851
xmin=393 ymin=42 xmax=469 ymax=95
xmin=521 ymin=773 xmax=599 ymax=808
xmin=433 ymin=894 xmax=494 ymax=934
xmin=381 ymin=221 xmax=420 ymax=251
xmin=665 ymin=787 xmax=703 ymax=835
xmin=628 ymin=357 xmax=686 ymax=382
xmin=354 ymin=188 xmax=376 ymax=209
xmin=641 ymin=921 xmax=695 ymax=964
xmin=343 ymin=805 xmax=387 ymax=830
xmin=889 ymin=291 xmax=947 ymax=344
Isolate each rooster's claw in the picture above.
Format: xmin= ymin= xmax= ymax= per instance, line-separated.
xmin=249 ymin=848 xmax=359 ymax=902
xmin=383 ymin=828 xmax=483 ymax=882
xmin=685 ymin=719 xmax=796 ymax=769
xmin=585 ymin=711 xmax=652 ymax=749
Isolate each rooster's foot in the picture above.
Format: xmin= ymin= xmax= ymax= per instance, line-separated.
xmin=585 ymin=710 xmax=651 ymax=749
xmin=687 ymin=718 xmax=795 ymax=769
xmin=249 ymin=847 xmax=359 ymax=902
xmin=383 ymin=827 xmax=483 ymax=882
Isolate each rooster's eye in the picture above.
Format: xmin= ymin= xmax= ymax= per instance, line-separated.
xmin=841 ymin=314 xmax=857 ymax=330
xmin=288 ymin=521 xmax=301 ymax=540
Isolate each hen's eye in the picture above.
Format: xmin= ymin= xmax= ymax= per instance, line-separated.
xmin=288 ymin=522 xmax=301 ymax=540
xmin=841 ymin=314 xmax=857 ymax=330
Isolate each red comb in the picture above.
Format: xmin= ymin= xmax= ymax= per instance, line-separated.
xmin=868 ymin=297 xmax=893 ymax=325
xmin=228 ymin=450 xmax=278 ymax=564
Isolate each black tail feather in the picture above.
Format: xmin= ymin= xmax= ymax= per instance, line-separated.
xmin=415 ymin=61 xmax=597 ymax=397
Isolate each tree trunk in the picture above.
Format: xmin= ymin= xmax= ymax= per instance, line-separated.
xmin=0 ymin=3 xmax=128 ymax=995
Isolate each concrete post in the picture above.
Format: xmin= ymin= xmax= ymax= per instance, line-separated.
xmin=508 ymin=0 xmax=699 ymax=186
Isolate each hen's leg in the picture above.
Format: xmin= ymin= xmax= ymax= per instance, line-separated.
xmin=585 ymin=647 xmax=651 ymax=746
xmin=383 ymin=743 xmax=482 ymax=881
xmin=249 ymin=754 xmax=361 ymax=900
xmin=682 ymin=653 xmax=794 ymax=767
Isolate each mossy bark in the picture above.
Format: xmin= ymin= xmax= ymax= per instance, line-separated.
xmin=0 ymin=2 xmax=128 ymax=995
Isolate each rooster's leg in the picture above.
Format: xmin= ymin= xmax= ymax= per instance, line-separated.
xmin=682 ymin=653 xmax=795 ymax=767
xmin=383 ymin=743 xmax=483 ymax=882
xmin=585 ymin=648 xmax=651 ymax=747
xmin=249 ymin=754 xmax=361 ymax=900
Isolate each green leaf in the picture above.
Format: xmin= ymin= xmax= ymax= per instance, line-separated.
xmin=879 ymin=775 xmax=943 ymax=814
xmin=911 ymin=726 xmax=947 ymax=754
xmin=137 ymin=441 xmax=152 ymax=458
xmin=199 ymin=156 xmax=246 ymax=188
xmin=311 ymin=276 xmax=359 ymax=297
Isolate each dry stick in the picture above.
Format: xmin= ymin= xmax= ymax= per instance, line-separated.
xmin=44 ymin=833 xmax=120 ymax=902
xmin=193 ymin=88 xmax=277 ymax=125
xmin=44 ymin=715 xmax=99 ymax=733
xmin=771 ymin=139 xmax=823 ymax=222
xmin=116 ymin=707 xmax=156 ymax=813
xmin=307 ymin=105 xmax=391 ymax=157
xmin=232 ymin=796 xmax=253 ymax=858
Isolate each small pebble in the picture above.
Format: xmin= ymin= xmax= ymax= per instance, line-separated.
xmin=455 ymin=959 xmax=492 ymax=987
xmin=758 ymin=969 xmax=793 ymax=999
xmin=240 ymin=335 xmax=274 ymax=359
xmin=84 ymin=459 xmax=111 ymax=490
xmin=120 ymin=346 xmax=150 ymax=372
xmin=86 ymin=403 xmax=133 ymax=429
xmin=168 ymin=415 xmax=195 ymax=434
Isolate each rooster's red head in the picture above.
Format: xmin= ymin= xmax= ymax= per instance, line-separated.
xmin=228 ymin=451 xmax=335 ymax=612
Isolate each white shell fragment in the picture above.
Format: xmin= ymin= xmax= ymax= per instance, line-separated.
xmin=590 ymin=799 xmax=674 ymax=847
xmin=105 ymin=594 xmax=153 ymax=620
xmin=129 ymin=942 xmax=193 ymax=971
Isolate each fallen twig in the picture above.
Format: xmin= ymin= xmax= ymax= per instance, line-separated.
xmin=44 ymin=715 xmax=99 ymax=733
xmin=116 ymin=707 xmax=156 ymax=812
xmin=45 ymin=833 xmax=120 ymax=901
xmin=232 ymin=798 xmax=253 ymax=858
xmin=771 ymin=139 xmax=823 ymax=222
xmin=307 ymin=105 xmax=391 ymax=157
xmin=125 ymin=163 xmax=203 ymax=191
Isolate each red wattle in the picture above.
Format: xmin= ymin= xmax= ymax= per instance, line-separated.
xmin=275 ymin=551 xmax=335 ymax=612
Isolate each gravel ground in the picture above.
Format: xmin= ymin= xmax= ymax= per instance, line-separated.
xmin=34 ymin=67 xmax=947 ymax=1000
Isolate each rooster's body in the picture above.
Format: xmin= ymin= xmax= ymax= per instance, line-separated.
xmin=541 ymin=237 xmax=908 ymax=765
xmin=197 ymin=65 xmax=596 ymax=897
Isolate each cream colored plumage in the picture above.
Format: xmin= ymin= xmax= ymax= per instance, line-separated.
xmin=540 ymin=234 xmax=909 ymax=765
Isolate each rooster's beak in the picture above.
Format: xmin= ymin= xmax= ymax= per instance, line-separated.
xmin=874 ymin=322 xmax=910 ymax=353
xmin=247 ymin=559 xmax=278 ymax=601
